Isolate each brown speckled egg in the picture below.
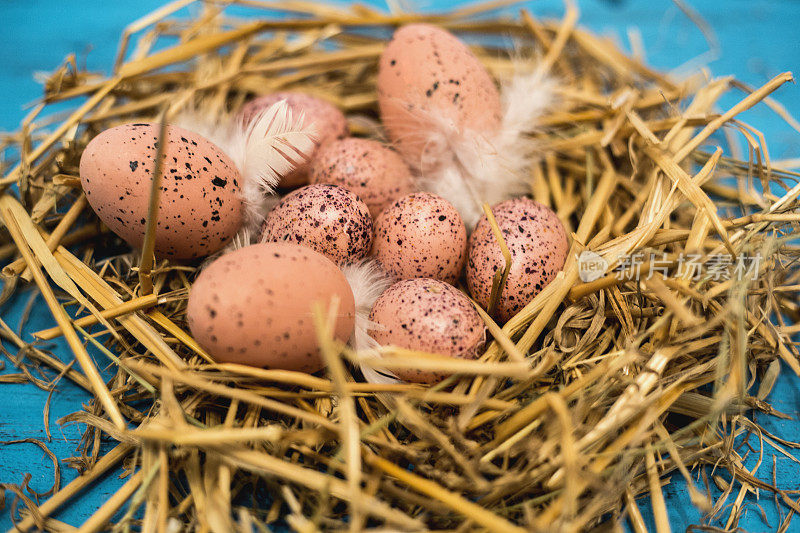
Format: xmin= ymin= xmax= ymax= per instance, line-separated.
xmin=377 ymin=24 xmax=502 ymax=171
xmin=260 ymin=184 xmax=373 ymax=265
xmin=79 ymin=123 xmax=243 ymax=260
xmin=373 ymin=192 xmax=467 ymax=284
xmin=239 ymin=92 xmax=347 ymax=187
xmin=309 ymin=137 xmax=416 ymax=218
xmin=467 ymin=197 xmax=569 ymax=323
xmin=369 ymin=278 xmax=485 ymax=384
xmin=187 ymin=242 xmax=355 ymax=371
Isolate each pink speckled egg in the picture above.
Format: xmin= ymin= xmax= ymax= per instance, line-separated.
xmin=260 ymin=184 xmax=373 ymax=265
xmin=377 ymin=24 xmax=502 ymax=171
xmin=369 ymin=278 xmax=486 ymax=384
xmin=80 ymin=123 xmax=243 ymax=260
xmin=187 ymin=242 xmax=355 ymax=371
xmin=309 ymin=137 xmax=416 ymax=218
xmin=239 ymin=92 xmax=348 ymax=187
xmin=467 ymin=198 xmax=569 ymax=323
xmin=373 ymin=192 xmax=467 ymax=284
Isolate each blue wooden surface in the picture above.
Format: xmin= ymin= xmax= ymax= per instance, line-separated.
xmin=1 ymin=0 xmax=798 ymax=530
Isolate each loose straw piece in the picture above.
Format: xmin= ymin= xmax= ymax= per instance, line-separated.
xmin=125 ymin=359 xmax=338 ymax=430
xmin=367 ymin=454 xmax=527 ymax=533
xmin=0 ymin=316 xmax=92 ymax=392
xmin=76 ymin=471 xmax=143 ymax=533
xmin=1 ymin=210 xmax=126 ymax=430
xmin=137 ymin=114 xmax=169 ymax=296
xmin=53 ymin=247 xmax=187 ymax=370
xmin=645 ymin=445 xmax=672 ymax=533
xmin=313 ymin=301 xmax=364 ymax=532
xmin=222 ymin=448 xmax=423 ymax=529
xmin=1 ymin=196 xmax=117 ymax=337
xmin=34 ymin=293 xmax=162 ymax=340
xmin=0 ymin=78 xmax=120 ymax=189
xmin=483 ymin=202 xmax=513 ymax=318
xmin=537 ymin=0 xmax=578 ymax=75
xmin=113 ymin=0 xmax=199 ymax=72
xmin=5 ymin=195 xmax=87 ymax=280
xmin=147 ymin=310 xmax=215 ymax=364
xmin=118 ymin=21 xmax=272 ymax=79
xmin=673 ymin=72 xmax=794 ymax=163
xmin=7 ymin=443 xmax=132 ymax=533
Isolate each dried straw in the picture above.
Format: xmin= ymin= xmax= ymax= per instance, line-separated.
xmin=1 ymin=0 xmax=799 ymax=531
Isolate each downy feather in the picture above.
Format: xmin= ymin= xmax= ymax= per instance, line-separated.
xmin=174 ymin=100 xmax=316 ymax=226
xmin=411 ymin=67 xmax=555 ymax=228
xmin=340 ymin=260 xmax=399 ymax=384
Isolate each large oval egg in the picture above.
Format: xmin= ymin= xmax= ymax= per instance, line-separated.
xmin=187 ymin=242 xmax=355 ymax=371
xmin=260 ymin=184 xmax=373 ymax=265
xmin=467 ymin=197 xmax=569 ymax=323
xmin=373 ymin=192 xmax=467 ymax=284
xmin=239 ymin=92 xmax=348 ymax=188
xmin=369 ymin=278 xmax=486 ymax=384
xmin=309 ymin=137 xmax=416 ymax=218
xmin=377 ymin=24 xmax=502 ymax=171
xmin=80 ymin=123 xmax=243 ymax=260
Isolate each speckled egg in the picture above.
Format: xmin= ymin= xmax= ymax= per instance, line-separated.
xmin=377 ymin=24 xmax=502 ymax=171
xmin=79 ymin=123 xmax=243 ymax=260
xmin=260 ymin=184 xmax=373 ymax=265
xmin=239 ymin=92 xmax=348 ymax=187
xmin=309 ymin=137 xmax=416 ymax=218
xmin=373 ymin=192 xmax=467 ymax=284
xmin=467 ymin=197 xmax=569 ymax=323
xmin=187 ymin=242 xmax=355 ymax=371
xmin=369 ymin=278 xmax=485 ymax=384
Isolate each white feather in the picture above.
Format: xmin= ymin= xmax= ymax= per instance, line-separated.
xmin=229 ymin=226 xmax=256 ymax=251
xmin=171 ymin=108 xmax=230 ymax=155
xmin=260 ymin=193 xmax=283 ymax=218
xmin=419 ymin=126 xmax=528 ymax=228
xmin=340 ymin=260 xmax=399 ymax=384
xmin=232 ymin=100 xmax=317 ymax=202
xmin=174 ymin=100 xmax=316 ymax=226
xmin=247 ymin=191 xmax=284 ymax=234
xmin=408 ymin=67 xmax=555 ymax=228
xmin=499 ymin=68 xmax=556 ymax=145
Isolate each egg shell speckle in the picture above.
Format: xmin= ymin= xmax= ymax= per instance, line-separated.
xmin=79 ymin=123 xmax=243 ymax=260
xmin=309 ymin=137 xmax=416 ymax=218
xmin=369 ymin=278 xmax=485 ymax=384
xmin=260 ymin=184 xmax=373 ymax=265
xmin=187 ymin=242 xmax=355 ymax=371
xmin=239 ymin=92 xmax=348 ymax=187
xmin=373 ymin=192 xmax=467 ymax=284
xmin=467 ymin=197 xmax=569 ymax=323
xmin=377 ymin=24 xmax=502 ymax=171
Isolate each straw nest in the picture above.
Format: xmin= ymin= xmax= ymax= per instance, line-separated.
xmin=1 ymin=1 xmax=799 ymax=531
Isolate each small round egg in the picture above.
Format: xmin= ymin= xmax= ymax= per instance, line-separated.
xmin=373 ymin=192 xmax=467 ymax=284
xmin=369 ymin=278 xmax=485 ymax=384
xmin=239 ymin=92 xmax=348 ymax=187
xmin=309 ymin=137 xmax=416 ymax=218
xmin=187 ymin=242 xmax=355 ymax=371
xmin=260 ymin=184 xmax=373 ymax=265
xmin=80 ymin=123 xmax=243 ymax=260
xmin=377 ymin=24 xmax=502 ymax=171
xmin=466 ymin=197 xmax=569 ymax=323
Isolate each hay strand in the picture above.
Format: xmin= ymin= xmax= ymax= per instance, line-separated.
xmin=1 ymin=1 xmax=798 ymax=531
